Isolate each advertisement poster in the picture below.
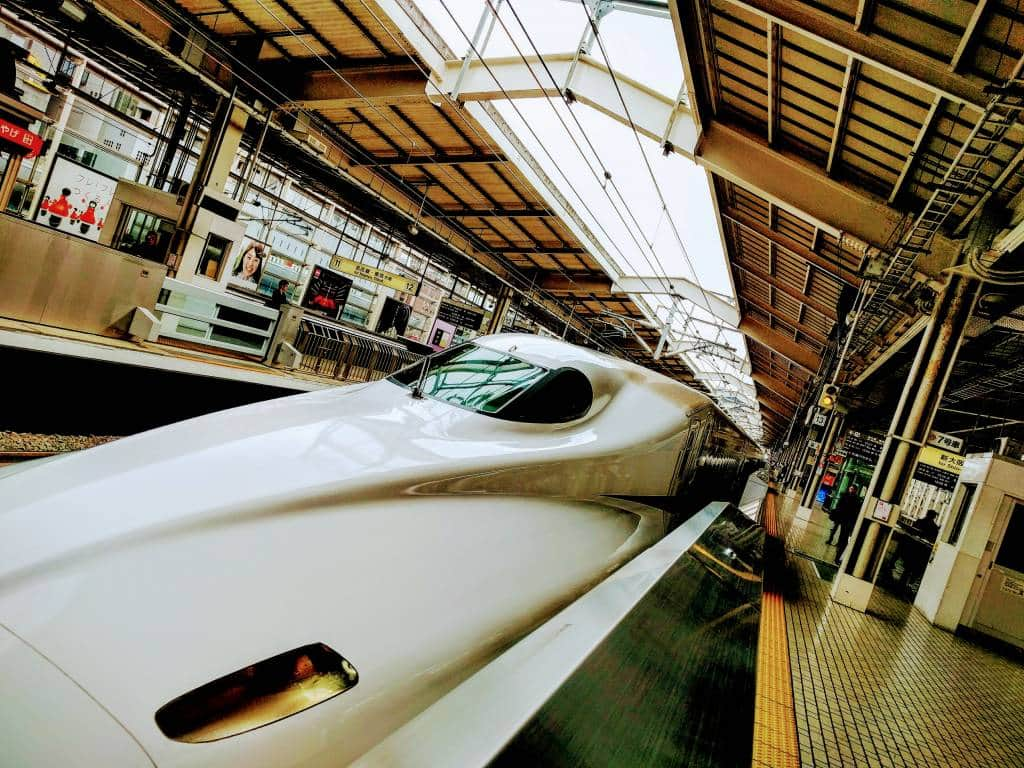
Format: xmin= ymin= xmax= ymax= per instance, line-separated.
xmin=302 ymin=266 xmax=352 ymax=319
xmin=228 ymin=238 xmax=270 ymax=290
xmin=36 ymin=157 xmax=115 ymax=242
xmin=428 ymin=318 xmax=457 ymax=351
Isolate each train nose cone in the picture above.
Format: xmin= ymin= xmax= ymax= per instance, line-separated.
xmin=0 ymin=624 xmax=151 ymax=767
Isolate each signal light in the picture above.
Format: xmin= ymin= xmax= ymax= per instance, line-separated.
xmin=819 ymin=384 xmax=839 ymax=410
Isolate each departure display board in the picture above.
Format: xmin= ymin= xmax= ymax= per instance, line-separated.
xmin=843 ymin=431 xmax=884 ymax=464
xmin=436 ymin=300 xmax=485 ymax=331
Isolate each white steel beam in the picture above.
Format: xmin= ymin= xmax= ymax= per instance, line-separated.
xmin=435 ymin=53 xmax=700 ymax=154
xmin=950 ymin=0 xmax=990 ymax=72
xmin=611 ymin=275 xmax=740 ymax=325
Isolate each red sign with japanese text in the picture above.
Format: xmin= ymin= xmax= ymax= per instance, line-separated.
xmin=0 ymin=119 xmax=43 ymax=158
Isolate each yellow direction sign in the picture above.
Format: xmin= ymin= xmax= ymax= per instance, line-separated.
xmin=330 ymin=255 xmax=418 ymax=294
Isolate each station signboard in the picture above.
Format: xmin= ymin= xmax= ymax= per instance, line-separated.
xmin=912 ymin=445 xmax=965 ymax=492
xmin=844 ymin=431 xmax=884 ymax=465
xmin=436 ymin=299 xmax=485 ymax=332
xmin=0 ymin=118 xmax=42 ymax=157
xmin=329 ymin=255 xmax=418 ymax=294
xmin=927 ymin=430 xmax=964 ymax=454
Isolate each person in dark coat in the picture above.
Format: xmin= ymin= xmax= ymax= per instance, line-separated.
xmin=268 ymin=280 xmax=290 ymax=310
xmin=833 ymin=484 xmax=862 ymax=564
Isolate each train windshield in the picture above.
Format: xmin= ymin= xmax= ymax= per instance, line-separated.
xmin=389 ymin=344 xmax=548 ymax=415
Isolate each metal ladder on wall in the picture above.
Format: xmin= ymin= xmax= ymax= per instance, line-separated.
xmin=854 ymin=86 xmax=1024 ymax=350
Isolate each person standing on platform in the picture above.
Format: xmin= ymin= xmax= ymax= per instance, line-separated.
xmin=914 ymin=509 xmax=940 ymax=543
xmin=268 ymin=279 xmax=290 ymax=310
xmin=833 ymin=484 xmax=862 ymax=564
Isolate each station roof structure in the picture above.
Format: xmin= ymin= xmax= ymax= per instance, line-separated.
xmin=675 ymin=0 xmax=1024 ymax=443
xmin=14 ymin=0 xmax=1024 ymax=447
xmin=7 ymin=0 xmax=712 ymax=387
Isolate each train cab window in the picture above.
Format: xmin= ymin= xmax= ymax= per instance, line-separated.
xmin=389 ymin=344 xmax=592 ymax=423
xmin=499 ymin=367 xmax=593 ymax=423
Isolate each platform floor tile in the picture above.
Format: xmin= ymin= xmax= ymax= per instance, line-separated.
xmin=776 ymin=495 xmax=1024 ymax=768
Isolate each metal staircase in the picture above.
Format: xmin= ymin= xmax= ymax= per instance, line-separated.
xmin=853 ymin=86 xmax=1024 ymax=352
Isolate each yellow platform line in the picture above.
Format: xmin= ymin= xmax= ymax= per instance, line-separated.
xmin=752 ymin=491 xmax=800 ymax=768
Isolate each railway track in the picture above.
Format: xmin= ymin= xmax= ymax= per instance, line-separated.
xmin=0 ymin=432 xmax=120 ymax=467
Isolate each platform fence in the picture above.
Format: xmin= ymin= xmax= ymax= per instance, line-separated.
xmin=293 ymin=317 xmax=422 ymax=382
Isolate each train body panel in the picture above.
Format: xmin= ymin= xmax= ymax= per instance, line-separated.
xmin=0 ymin=334 xmax=761 ymax=766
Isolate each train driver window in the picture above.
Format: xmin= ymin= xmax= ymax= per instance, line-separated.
xmin=388 ymin=345 xmax=593 ymax=423
xmin=499 ymin=367 xmax=593 ymax=423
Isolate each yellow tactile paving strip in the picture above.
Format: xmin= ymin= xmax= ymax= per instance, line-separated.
xmin=777 ymin=492 xmax=1024 ymax=768
xmin=753 ymin=490 xmax=801 ymax=768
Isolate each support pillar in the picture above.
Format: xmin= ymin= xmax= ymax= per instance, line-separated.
xmin=798 ymin=410 xmax=844 ymax=517
xmin=23 ymin=54 xmax=85 ymax=217
xmin=167 ymin=91 xmax=247 ymax=278
xmin=831 ymin=209 xmax=993 ymax=612
xmin=485 ymin=285 xmax=513 ymax=334
xmin=0 ymin=154 xmax=22 ymax=211
xmin=152 ymin=93 xmax=192 ymax=191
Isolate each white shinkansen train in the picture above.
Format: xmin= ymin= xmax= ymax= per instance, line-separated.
xmin=0 ymin=334 xmax=761 ymax=766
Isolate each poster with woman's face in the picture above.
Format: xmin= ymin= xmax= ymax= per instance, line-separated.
xmin=36 ymin=157 xmax=115 ymax=242
xmin=229 ymin=238 xmax=270 ymax=289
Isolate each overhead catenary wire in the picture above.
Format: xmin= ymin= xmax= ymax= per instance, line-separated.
xmin=565 ymin=0 xmax=756 ymax=424
xmin=429 ymin=0 xmax=656 ymax=275
xmin=494 ymin=0 xmax=676 ymax=296
xmin=492 ymin=1 xmax=746 ymax=387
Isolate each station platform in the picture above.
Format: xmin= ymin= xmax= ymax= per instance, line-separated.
xmin=0 ymin=316 xmax=330 ymax=394
xmin=757 ymin=490 xmax=1024 ymax=768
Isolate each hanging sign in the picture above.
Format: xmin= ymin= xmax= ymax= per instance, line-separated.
xmin=845 ymin=431 xmax=884 ymax=464
xmin=927 ymin=430 xmax=964 ymax=454
xmin=329 ymin=255 xmax=418 ymax=293
xmin=0 ymin=119 xmax=43 ymax=158
xmin=913 ymin=446 xmax=965 ymax=492
xmin=436 ymin=299 xmax=485 ymax=332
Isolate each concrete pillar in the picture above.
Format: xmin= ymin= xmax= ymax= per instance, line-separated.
xmin=485 ymin=285 xmax=513 ymax=334
xmin=265 ymin=304 xmax=305 ymax=367
xmin=24 ymin=54 xmax=85 ymax=216
xmin=206 ymin=103 xmax=249 ymax=195
xmin=831 ymin=209 xmax=994 ymax=612
xmin=167 ymin=91 xmax=247 ymax=277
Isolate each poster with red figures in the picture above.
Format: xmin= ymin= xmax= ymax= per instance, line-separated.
xmin=36 ymin=157 xmax=115 ymax=242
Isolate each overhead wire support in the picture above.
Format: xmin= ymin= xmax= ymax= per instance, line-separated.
xmin=568 ymin=0 xmax=753 ymax=415
xmin=433 ymin=0 xmax=695 ymax=354
xmin=496 ymin=0 xmax=735 ymax=374
xmin=481 ymin=0 xmax=672 ymax=293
